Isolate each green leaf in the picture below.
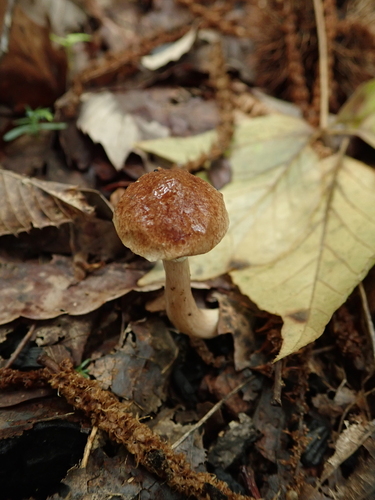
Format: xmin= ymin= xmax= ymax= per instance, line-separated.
xmin=335 ymin=78 xmax=375 ymax=148
xmin=3 ymin=125 xmax=33 ymax=141
xmin=50 ymin=32 xmax=92 ymax=48
xmin=39 ymin=122 xmax=67 ymax=131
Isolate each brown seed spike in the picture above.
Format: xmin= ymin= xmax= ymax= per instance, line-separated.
xmin=113 ymin=168 xmax=229 ymax=262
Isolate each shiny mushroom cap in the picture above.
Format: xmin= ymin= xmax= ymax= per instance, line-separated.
xmin=113 ymin=168 xmax=229 ymax=262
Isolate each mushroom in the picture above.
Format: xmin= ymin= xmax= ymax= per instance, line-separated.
xmin=113 ymin=168 xmax=229 ymax=339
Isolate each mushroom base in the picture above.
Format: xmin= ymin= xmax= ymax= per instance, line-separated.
xmin=163 ymin=258 xmax=219 ymax=339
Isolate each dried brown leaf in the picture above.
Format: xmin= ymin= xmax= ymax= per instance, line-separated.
xmin=0 ymin=170 xmax=111 ymax=236
xmin=0 ymin=255 xmax=143 ymax=324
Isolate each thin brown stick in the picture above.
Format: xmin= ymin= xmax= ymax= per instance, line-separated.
xmin=313 ymin=0 xmax=329 ymax=129
xmin=81 ymin=426 xmax=98 ymax=468
xmin=172 ymin=375 xmax=254 ymax=450
xmin=5 ymin=323 xmax=36 ymax=369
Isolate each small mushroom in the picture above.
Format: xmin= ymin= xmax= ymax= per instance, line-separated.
xmin=113 ymin=168 xmax=229 ymax=339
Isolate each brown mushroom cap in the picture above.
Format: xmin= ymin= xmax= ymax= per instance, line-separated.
xmin=113 ymin=168 xmax=229 ymax=262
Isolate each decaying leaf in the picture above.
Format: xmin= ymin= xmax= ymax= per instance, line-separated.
xmin=89 ymin=318 xmax=178 ymax=415
xmin=137 ymin=113 xmax=375 ymax=359
xmin=0 ymin=170 xmax=109 ymax=236
xmin=320 ymin=420 xmax=375 ymax=484
xmin=57 ymin=448 xmax=185 ymax=500
xmin=35 ymin=314 xmax=96 ymax=366
xmin=335 ymin=78 xmax=375 ymax=148
xmin=77 ymin=91 xmax=170 ymax=170
xmin=0 ymin=256 xmax=143 ymax=325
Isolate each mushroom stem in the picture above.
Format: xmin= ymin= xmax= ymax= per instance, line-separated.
xmin=163 ymin=258 xmax=219 ymax=339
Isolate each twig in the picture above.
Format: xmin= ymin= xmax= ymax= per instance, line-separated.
xmin=5 ymin=323 xmax=36 ymax=369
xmin=312 ymin=0 xmax=329 ymax=129
xmin=172 ymin=374 xmax=254 ymax=450
xmin=358 ymin=282 xmax=375 ymax=366
xmin=81 ymin=426 xmax=98 ymax=468
xmin=271 ymin=360 xmax=283 ymax=406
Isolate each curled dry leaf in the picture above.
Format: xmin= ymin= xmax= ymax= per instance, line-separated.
xmin=0 ymin=170 xmax=111 ymax=236
xmin=136 ymin=113 xmax=375 ymax=360
xmin=141 ymin=28 xmax=196 ymax=70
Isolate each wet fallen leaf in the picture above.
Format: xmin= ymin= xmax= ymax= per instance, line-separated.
xmin=137 ymin=113 xmax=375 ymax=359
xmin=0 ymin=170 xmax=111 ymax=236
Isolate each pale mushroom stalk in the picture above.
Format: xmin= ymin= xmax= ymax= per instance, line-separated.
xmin=163 ymin=258 xmax=219 ymax=339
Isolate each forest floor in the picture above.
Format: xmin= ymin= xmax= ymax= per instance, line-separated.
xmin=1 ymin=1 xmax=375 ymax=499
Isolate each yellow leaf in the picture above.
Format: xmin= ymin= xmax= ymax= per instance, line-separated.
xmin=136 ymin=129 xmax=216 ymax=165
xmin=231 ymin=154 xmax=375 ymax=359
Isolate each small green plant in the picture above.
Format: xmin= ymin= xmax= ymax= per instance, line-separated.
xmin=50 ymin=32 xmax=92 ymax=49
xmin=50 ymin=33 xmax=92 ymax=72
xmin=76 ymin=358 xmax=92 ymax=379
xmin=3 ymin=106 xmax=67 ymax=142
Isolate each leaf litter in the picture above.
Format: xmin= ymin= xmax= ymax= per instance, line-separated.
xmin=2 ymin=1 xmax=375 ymax=499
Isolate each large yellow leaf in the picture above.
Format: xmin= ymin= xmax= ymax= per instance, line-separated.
xmin=232 ymin=155 xmax=375 ymax=359
xmin=137 ymin=114 xmax=375 ymax=359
